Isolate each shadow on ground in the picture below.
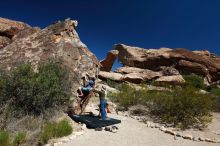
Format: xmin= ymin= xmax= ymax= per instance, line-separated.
xmin=68 ymin=113 xmax=121 ymax=129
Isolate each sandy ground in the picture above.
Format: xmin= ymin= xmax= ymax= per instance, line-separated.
xmin=63 ymin=113 xmax=219 ymax=146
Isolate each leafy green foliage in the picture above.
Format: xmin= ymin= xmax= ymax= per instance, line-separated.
xmin=110 ymin=84 xmax=212 ymax=129
xmin=0 ymin=131 xmax=10 ymax=146
xmin=209 ymin=87 xmax=220 ymax=111
xmin=0 ymin=62 xmax=71 ymax=115
xmin=39 ymin=119 xmax=73 ymax=144
xmin=183 ymin=74 xmax=205 ymax=89
xmin=13 ymin=131 xmax=26 ymax=146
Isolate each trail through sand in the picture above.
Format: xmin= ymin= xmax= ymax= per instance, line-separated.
xmin=64 ymin=113 xmax=219 ymax=146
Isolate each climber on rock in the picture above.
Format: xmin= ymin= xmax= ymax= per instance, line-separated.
xmin=77 ymin=73 xmax=96 ymax=98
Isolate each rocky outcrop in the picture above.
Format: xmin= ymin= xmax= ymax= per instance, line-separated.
xmin=115 ymin=44 xmax=220 ymax=83
xmin=100 ymin=50 xmax=119 ymax=71
xmin=0 ymin=18 xmax=30 ymax=49
xmin=0 ymin=17 xmax=30 ymax=38
xmin=155 ymin=75 xmax=185 ymax=85
xmin=0 ymin=18 xmax=100 ymax=97
xmin=0 ymin=36 xmax=11 ymax=49
xmin=99 ymin=69 xmax=161 ymax=84
xmin=99 ymin=71 xmax=123 ymax=81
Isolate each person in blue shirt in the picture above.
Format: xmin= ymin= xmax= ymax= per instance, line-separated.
xmin=78 ymin=73 xmax=96 ymax=98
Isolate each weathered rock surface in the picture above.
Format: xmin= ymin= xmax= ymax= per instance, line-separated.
xmin=0 ymin=17 xmax=30 ymax=38
xmin=99 ymin=70 xmax=162 ymax=83
xmin=0 ymin=36 xmax=11 ymax=49
xmin=155 ymin=75 xmax=185 ymax=84
xmin=0 ymin=18 xmax=100 ymax=97
xmin=99 ymin=71 xmax=123 ymax=81
xmin=100 ymin=50 xmax=119 ymax=71
xmin=115 ymin=44 xmax=220 ymax=83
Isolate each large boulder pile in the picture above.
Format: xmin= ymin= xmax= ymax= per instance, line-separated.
xmin=0 ymin=18 xmax=100 ymax=97
xmin=99 ymin=44 xmax=220 ymax=85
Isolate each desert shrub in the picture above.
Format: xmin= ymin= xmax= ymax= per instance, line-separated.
xmin=106 ymin=79 xmax=119 ymax=88
xmin=183 ymin=74 xmax=205 ymax=89
xmin=148 ymin=86 xmax=212 ymax=129
xmin=209 ymin=87 xmax=220 ymax=111
xmin=39 ymin=119 xmax=73 ymax=144
xmin=111 ymin=83 xmax=212 ymax=129
xmin=109 ymin=84 xmax=148 ymax=109
xmin=2 ymin=62 xmax=71 ymax=115
xmin=13 ymin=131 xmax=26 ymax=146
xmin=0 ymin=131 xmax=10 ymax=146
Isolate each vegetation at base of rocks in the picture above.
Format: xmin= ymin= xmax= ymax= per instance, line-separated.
xmin=183 ymin=74 xmax=205 ymax=89
xmin=12 ymin=131 xmax=26 ymax=146
xmin=209 ymin=87 xmax=220 ymax=111
xmin=0 ymin=131 xmax=10 ymax=146
xmin=0 ymin=131 xmax=26 ymax=146
xmin=0 ymin=61 xmax=72 ymax=145
xmin=0 ymin=62 xmax=71 ymax=117
xmin=39 ymin=119 xmax=73 ymax=144
xmin=106 ymin=79 xmax=119 ymax=89
xmin=109 ymin=82 xmax=213 ymax=129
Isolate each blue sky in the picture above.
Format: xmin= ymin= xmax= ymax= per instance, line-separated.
xmin=1 ymin=0 xmax=220 ymax=69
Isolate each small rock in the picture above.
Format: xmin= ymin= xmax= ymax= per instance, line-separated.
xmin=44 ymin=144 xmax=51 ymax=146
xmin=175 ymin=132 xmax=181 ymax=137
xmin=165 ymin=129 xmax=176 ymax=135
xmin=193 ymin=137 xmax=200 ymax=142
xmin=150 ymin=124 xmax=155 ymax=128
xmin=182 ymin=135 xmax=193 ymax=140
xmin=154 ymin=124 xmax=160 ymax=128
xmin=199 ymin=137 xmax=205 ymax=141
xmin=81 ymin=124 xmax=87 ymax=130
xmin=159 ymin=126 xmax=166 ymax=132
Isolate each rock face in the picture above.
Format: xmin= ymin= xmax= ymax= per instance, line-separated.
xmin=100 ymin=50 xmax=119 ymax=72
xmin=115 ymin=44 xmax=220 ymax=83
xmin=0 ymin=18 xmax=100 ymax=97
xmin=155 ymin=75 xmax=185 ymax=85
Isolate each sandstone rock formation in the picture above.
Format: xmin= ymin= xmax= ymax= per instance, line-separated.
xmin=155 ymin=75 xmax=185 ymax=85
xmin=0 ymin=18 xmax=30 ymax=48
xmin=0 ymin=18 xmax=100 ymax=97
xmin=100 ymin=50 xmax=119 ymax=71
xmin=115 ymin=44 xmax=220 ymax=83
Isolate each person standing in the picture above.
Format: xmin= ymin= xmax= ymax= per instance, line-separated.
xmin=94 ymin=86 xmax=108 ymax=120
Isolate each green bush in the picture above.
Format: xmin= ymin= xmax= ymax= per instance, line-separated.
xmin=110 ymin=84 xmax=212 ymax=129
xmin=183 ymin=74 xmax=205 ymax=89
xmin=39 ymin=119 xmax=73 ymax=144
xmin=210 ymin=87 xmax=220 ymax=111
xmin=149 ymin=86 xmax=212 ymax=129
xmin=0 ymin=131 xmax=10 ymax=146
xmin=110 ymin=84 xmax=148 ymax=109
xmin=0 ymin=62 xmax=71 ymax=115
xmin=13 ymin=131 xmax=26 ymax=146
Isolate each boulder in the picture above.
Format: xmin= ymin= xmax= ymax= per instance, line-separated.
xmin=115 ymin=44 xmax=220 ymax=83
xmin=0 ymin=17 xmax=30 ymax=38
xmin=155 ymin=75 xmax=185 ymax=85
xmin=100 ymin=50 xmax=119 ymax=71
xmin=0 ymin=36 xmax=11 ymax=49
xmin=177 ymin=60 xmax=208 ymax=76
xmin=99 ymin=69 xmax=161 ymax=84
xmin=0 ymin=18 xmax=100 ymax=97
xmin=99 ymin=71 xmax=123 ymax=81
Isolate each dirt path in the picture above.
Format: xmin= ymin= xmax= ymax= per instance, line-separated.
xmin=63 ymin=113 xmax=218 ymax=146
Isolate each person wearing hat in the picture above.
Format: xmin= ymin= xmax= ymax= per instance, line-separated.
xmin=78 ymin=73 xmax=96 ymax=98
xmin=94 ymin=86 xmax=108 ymax=120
